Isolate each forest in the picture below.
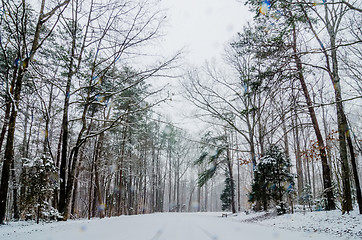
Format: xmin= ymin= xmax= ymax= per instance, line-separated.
xmin=0 ymin=0 xmax=361 ymax=225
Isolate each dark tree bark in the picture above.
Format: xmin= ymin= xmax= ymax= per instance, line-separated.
xmin=93 ymin=132 xmax=106 ymax=218
xmin=346 ymin=131 xmax=362 ymax=214
xmin=0 ymin=97 xmax=11 ymax=155
xmin=58 ymin=19 xmax=77 ymax=216
xmin=0 ymin=66 xmax=25 ymax=223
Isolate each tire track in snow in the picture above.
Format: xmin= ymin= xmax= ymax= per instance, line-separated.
xmin=150 ymin=225 xmax=166 ymax=240
xmin=197 ymin=225 xmax=219 ymax=240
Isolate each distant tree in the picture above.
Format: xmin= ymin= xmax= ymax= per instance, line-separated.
xmin=300 ymin=184 xmax=313 ymax=212
xmin=249 ymin=145 xmax=294 ymax=213
xmin=220 ymin=174 xmax=235 ymax=211
xmin=194 ymin=131 xmax=236 ymax=213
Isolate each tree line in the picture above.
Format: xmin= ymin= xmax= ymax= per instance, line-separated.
xmin=0 ymin=0 xmax=201 ymax=223
xmin=185 ymin=0 xmax=361 ymax=215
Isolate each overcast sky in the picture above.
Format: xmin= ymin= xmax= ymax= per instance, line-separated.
xmin=152 ymin=0 xmax=251 ymax=132
xmin=159 ymin=0 xmax=251 ymax=65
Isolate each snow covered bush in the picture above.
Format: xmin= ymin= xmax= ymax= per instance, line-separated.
xmin=20 ymin=155 xmax=58 ymax=223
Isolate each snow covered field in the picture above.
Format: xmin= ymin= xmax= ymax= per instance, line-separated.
xmin=1 ymin=211 xmax=360 ymax=240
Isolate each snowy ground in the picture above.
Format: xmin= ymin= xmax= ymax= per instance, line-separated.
xmin=231 ymin=208 xmax=362 ymax=239
xmin=1 ymin=210 xmax=361 ymax=240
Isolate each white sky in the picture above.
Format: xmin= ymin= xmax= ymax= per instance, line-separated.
xmin=159 ymin=0 xmax=251 ymax=65
xmin=152 ymin=0 xmax=251 ymax=132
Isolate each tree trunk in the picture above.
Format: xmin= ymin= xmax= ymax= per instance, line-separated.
xmin=204 ymin=181 xmax=208 ymax=212
xmin=346 ymin=132 xmax=362 ymax=214
xmin=42 ymin=84 xmax=54 ymax=154
xmin=158 ymin=149 xmax=165 ymax=212
xmin=117 ymin=124 xmax=127 ymax=215
xmin=292 ymin=106 xmax=304 ymax=201
xmin=197 ymin=180 xmax=201 ymax=212
xmin=176 ymin=159 xmax=180 ymax=212
xmin=227 ymin=146 xmax=236 ymax=214
xmin=58 ymin=1 xmax=78 ymax=214
xmin=87 ymin=156 xmax=94 ymax=220
xmin=53 ymin=128 xmax=63 ymax=210
xmin=150 ymin=142 xmax=155 ymax=212
xmin=291 ymin=19 xmax=335 ymax=210
xmin=71 ymin=119 xmax=93 ymax=216
xmin=329 ymin=32 xmax=352 ymax=214
xmin=168 ymin=143 xmax=172 ymax=211
xmin=237 ymin=140 xmax=241 ymax=212
xmin=63 ymin=105 xmax=90 ymax=220
xmin=247 ymin=123 xmax=257 ymax=169
xmin=0 ymin=68 xmax=24 ymax=224
xmin=0 ymin=97 xmax=11 ymax=155
xmin=58 ymin=43 xmax=75 ymax=217
xmin=70 ymin=150 xmax=84 ymax=217
xmin=94 ymin=159 xmax=105 ymax=218
xmin=11 ymin=160 xmax=19 ymax=221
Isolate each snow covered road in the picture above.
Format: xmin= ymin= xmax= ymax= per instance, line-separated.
xmin=0 ymin=212 xmax=344 ymax=240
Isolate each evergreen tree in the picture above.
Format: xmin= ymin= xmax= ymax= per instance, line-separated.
xmin=194 ymin=131 xmax=236 ymax=213
xmin=249 ymin=145 xmax=294 ymax=213
xmin=194 ymin=132 xmax=228 ymax=187
xmin=220 ymin=174 xmax=235 ymax=211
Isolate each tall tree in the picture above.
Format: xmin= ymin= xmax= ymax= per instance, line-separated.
xmin=299 ymin=0 xmax=360 ymax=213
xmin=0 ymin=0 xmax=70 ymax=224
